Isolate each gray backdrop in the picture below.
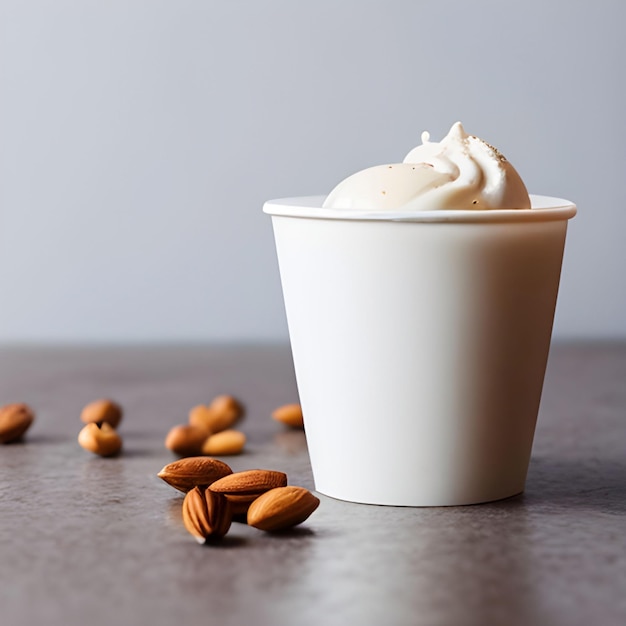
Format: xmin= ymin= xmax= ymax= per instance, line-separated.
xmin=0 ymin=0 xmax=623 ymax=343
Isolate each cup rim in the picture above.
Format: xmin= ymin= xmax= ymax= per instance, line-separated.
xmin=263 ymin=194 xmax=577 ymax=223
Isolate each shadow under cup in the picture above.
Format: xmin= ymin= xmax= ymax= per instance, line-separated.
xmin=264 ymin=195 xmax=577 ymax=506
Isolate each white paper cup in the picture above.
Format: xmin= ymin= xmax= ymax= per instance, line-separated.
xmin=264 ymin=195 xmax=576 ymax=506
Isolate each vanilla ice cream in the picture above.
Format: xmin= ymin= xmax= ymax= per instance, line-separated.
xmin=323 ymin=122 xmax=530 ymax=211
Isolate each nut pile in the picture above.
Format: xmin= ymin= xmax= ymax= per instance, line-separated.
xmin=77 ymin=399 xmax=123 ymax=457
xmin=165 ymin=395 xmax=247 ymax=457
xmin=158 ymin=457 xmax=320 ymax=542
xmin=2 ymin=394 xmax=320 ymax=544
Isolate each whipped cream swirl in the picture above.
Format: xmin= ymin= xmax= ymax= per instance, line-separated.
xmin=323 ymin=122 xmax=530 ymax=211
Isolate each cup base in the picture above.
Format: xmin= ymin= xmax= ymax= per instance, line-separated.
xmin=313 ymin=485 xmax=526 ymax=508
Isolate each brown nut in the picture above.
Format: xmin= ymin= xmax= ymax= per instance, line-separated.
xmin=209 ymin=469 xmax=287 ymax=508
xmin=157 ymin=457 xmax=233 ymax=493
xmin=189 ymin=394 xmax=244 ymax=434
xmin=201 ymin=430 xmax=246 ymax=456
xmin=80 ymin=399 xmax=123 ymax=428
xmin=182 ymin=486 xmax=232 ymax=543
xmin=211 ymin=394 xmax=244 ymax=418
xmin=271 ymin=403 xmax=304 ymax=429
xmin=247 ymin=486 xmax=320 ymax=532
xmin=78 ymin=422 xmax=122 ymax=457
xmin=219 ymin=493 xmax=257 ymax=516
xmin=0 ymin=403 xmax=35 ymax=444
xmin=188 ymin=405 xmax=219 ymax=433
xmin=165 ymin=424 xmax=208 ymax=457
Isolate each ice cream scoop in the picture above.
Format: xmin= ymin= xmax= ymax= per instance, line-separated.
xmin=323 ymin=122 xmax=530 ymax=211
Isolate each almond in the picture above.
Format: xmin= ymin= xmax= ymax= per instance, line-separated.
xmin=247 ymin=486 xmax=320 ymax=532
xmin=209 ymin=469 xmax=287 ymax=497
xmin=78 ymin=422 xmax=122 ymax=457
xmin=219 ymin=493 xmax=257 ymax=516
xmin=201 ymin=430 xmax=246 ymax=456
xmin=189 ymin=394 xmax=244 ymax=434
xmin=0 ymin=403 xmax=35 ymax=444
xmin=80 ymin=399 xmax=123 ymax=428
xmin=157 ymin=457 xmax=233 ymax=493
xmin=210 ymin=394 xmax=244 ymax=420
xmin=208 ymin=469 xmax=288 ymax=512
xmin=165 ymin=424 xmax=208 ymax=456
xmin=188 ymin=405 xmax=219 ymax=433
xmin=271 ymin=403 xmax=304 ymax=429
xmin=182 ymin=486 xmax=232 ymax=543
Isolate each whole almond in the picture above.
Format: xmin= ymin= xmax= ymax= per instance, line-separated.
xmin=80 ymin=399 xmax=123 ymax=428
xmin=271 ymin=403 xmax=304 ymax=429
xmin=209 ymin=469 xmax=287 ymax=497
xmin=182 ymin=486 xmax=232 ymax=543
xmin=247 ymin=486 xmax=320 ymax=532
xmin=165 ymin=424 xmax=208 ymax=457
xmin=219 ymin=493 xmax=257 ymax=516
xmin=189 ymin=395 xmax=244 ymax=434
xmin=0 ymin=403 xmax=35 ymax=444
xmin=188 ymin=405 xmax=218 ymax=433
xmin=211 ymin=394 xmax=244 ymax=419
xmin=157 ymin=457 xmax=233 ymax=493
xmin=209 ymin=470 xmax=287 ymax=515
xmin=201 ymin=430 xmax=246 ymax=456
xmin=78 ymin=422 xmax=122 ymax=457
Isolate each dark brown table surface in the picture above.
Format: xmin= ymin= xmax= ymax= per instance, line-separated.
xmin=0 ymin=343 xmax=625 ymax=626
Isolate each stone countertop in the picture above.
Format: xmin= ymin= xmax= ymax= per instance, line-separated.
xmin=0 ymin=343 xmax=624 ymax=626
